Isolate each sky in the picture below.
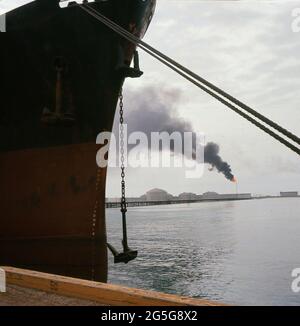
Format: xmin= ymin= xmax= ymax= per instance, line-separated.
xmin=2 ymin=0 xmax=300 ymax=197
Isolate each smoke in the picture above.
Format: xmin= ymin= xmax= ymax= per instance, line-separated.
xmin=113 ymin=86 xmax=235 ymax=181
xmin=204 ymin=142 xmax=234 ymax=181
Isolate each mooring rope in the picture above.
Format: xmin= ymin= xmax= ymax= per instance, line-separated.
xmin=78 ymin=3 xmax=300 ymax=156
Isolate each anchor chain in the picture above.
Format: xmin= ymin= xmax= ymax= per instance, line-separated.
xmin=119 ymin=89 xmax=130 ymax=254
xmin=106 ymin=89 xmax=138 ymax=264
xmin=119 ymin=90 xmax=127 ymax=219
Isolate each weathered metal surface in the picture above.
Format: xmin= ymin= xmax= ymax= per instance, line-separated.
xmin=0 ymin=0 xmax=156 ymax=282
xmin=0 ymin=143 xmax=106 ymax=238
xmin=0 ymin=237 xmax=108 ymax=282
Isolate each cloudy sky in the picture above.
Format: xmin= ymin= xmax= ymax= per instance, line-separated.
xmin=2 ymin=1 xmax=300 ymax=197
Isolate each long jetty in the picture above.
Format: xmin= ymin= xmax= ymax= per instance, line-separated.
xmin=106 ymin=197 xmax=252 ymax=209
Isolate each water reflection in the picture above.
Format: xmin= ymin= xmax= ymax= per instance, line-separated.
xmin=107 ymin=202 xmax=236 ymax=301
xmin=107 ymin=199 xmax=300 ymax=305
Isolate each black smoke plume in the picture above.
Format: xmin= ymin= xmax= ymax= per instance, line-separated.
xmin=113 ymin=87 xmax=235 ymax=181
xmin=204 ymin=142 xmax=234 ymax=181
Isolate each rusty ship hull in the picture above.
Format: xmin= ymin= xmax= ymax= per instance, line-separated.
xmin=0 ymin=0 xmax=156 ymax=282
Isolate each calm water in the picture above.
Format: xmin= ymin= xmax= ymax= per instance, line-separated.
xmin=106 ymin=198 xmax=300 ymax=306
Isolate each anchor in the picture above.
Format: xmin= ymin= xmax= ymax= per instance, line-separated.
xmin=41 ymin=56 xmax=75 ymax=126
xmin=107 ymin=207 xmax=138 ymax=264
xmin=116 ymin=47 xmax=143 ymax=79
xmin=107 ymin=90 xmax=138 ymax=264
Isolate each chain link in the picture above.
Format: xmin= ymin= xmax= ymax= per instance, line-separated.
xmin=119 ymin=89 xmax=127 ymax=214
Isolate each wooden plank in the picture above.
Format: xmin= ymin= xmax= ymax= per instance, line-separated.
xmin=0 ymin=285 xmax=102 ymax=306
xmin=1 ymin=266 xmax=225 ymax=306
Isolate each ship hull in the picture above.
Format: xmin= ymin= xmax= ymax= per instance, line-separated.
xmin=0 ymin=238 xmax=107 ymax=282
xmin=0 ymin=143 xmax=106 ymax=239
xmin=0 ymin=0 xmax=156 ymax=282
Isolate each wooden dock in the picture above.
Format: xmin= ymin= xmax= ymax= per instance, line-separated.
xmin=0 ymin=267 xmax=224 ymax=306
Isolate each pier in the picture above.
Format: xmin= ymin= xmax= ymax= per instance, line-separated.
xmin=106 ymin=197 xmax=253 ymax=209
xmin=106 ymin=195 xmax=299 ymax=209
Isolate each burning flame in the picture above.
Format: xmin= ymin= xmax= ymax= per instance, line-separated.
xmin=208 ymin=165 xmax=214 ymax=172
